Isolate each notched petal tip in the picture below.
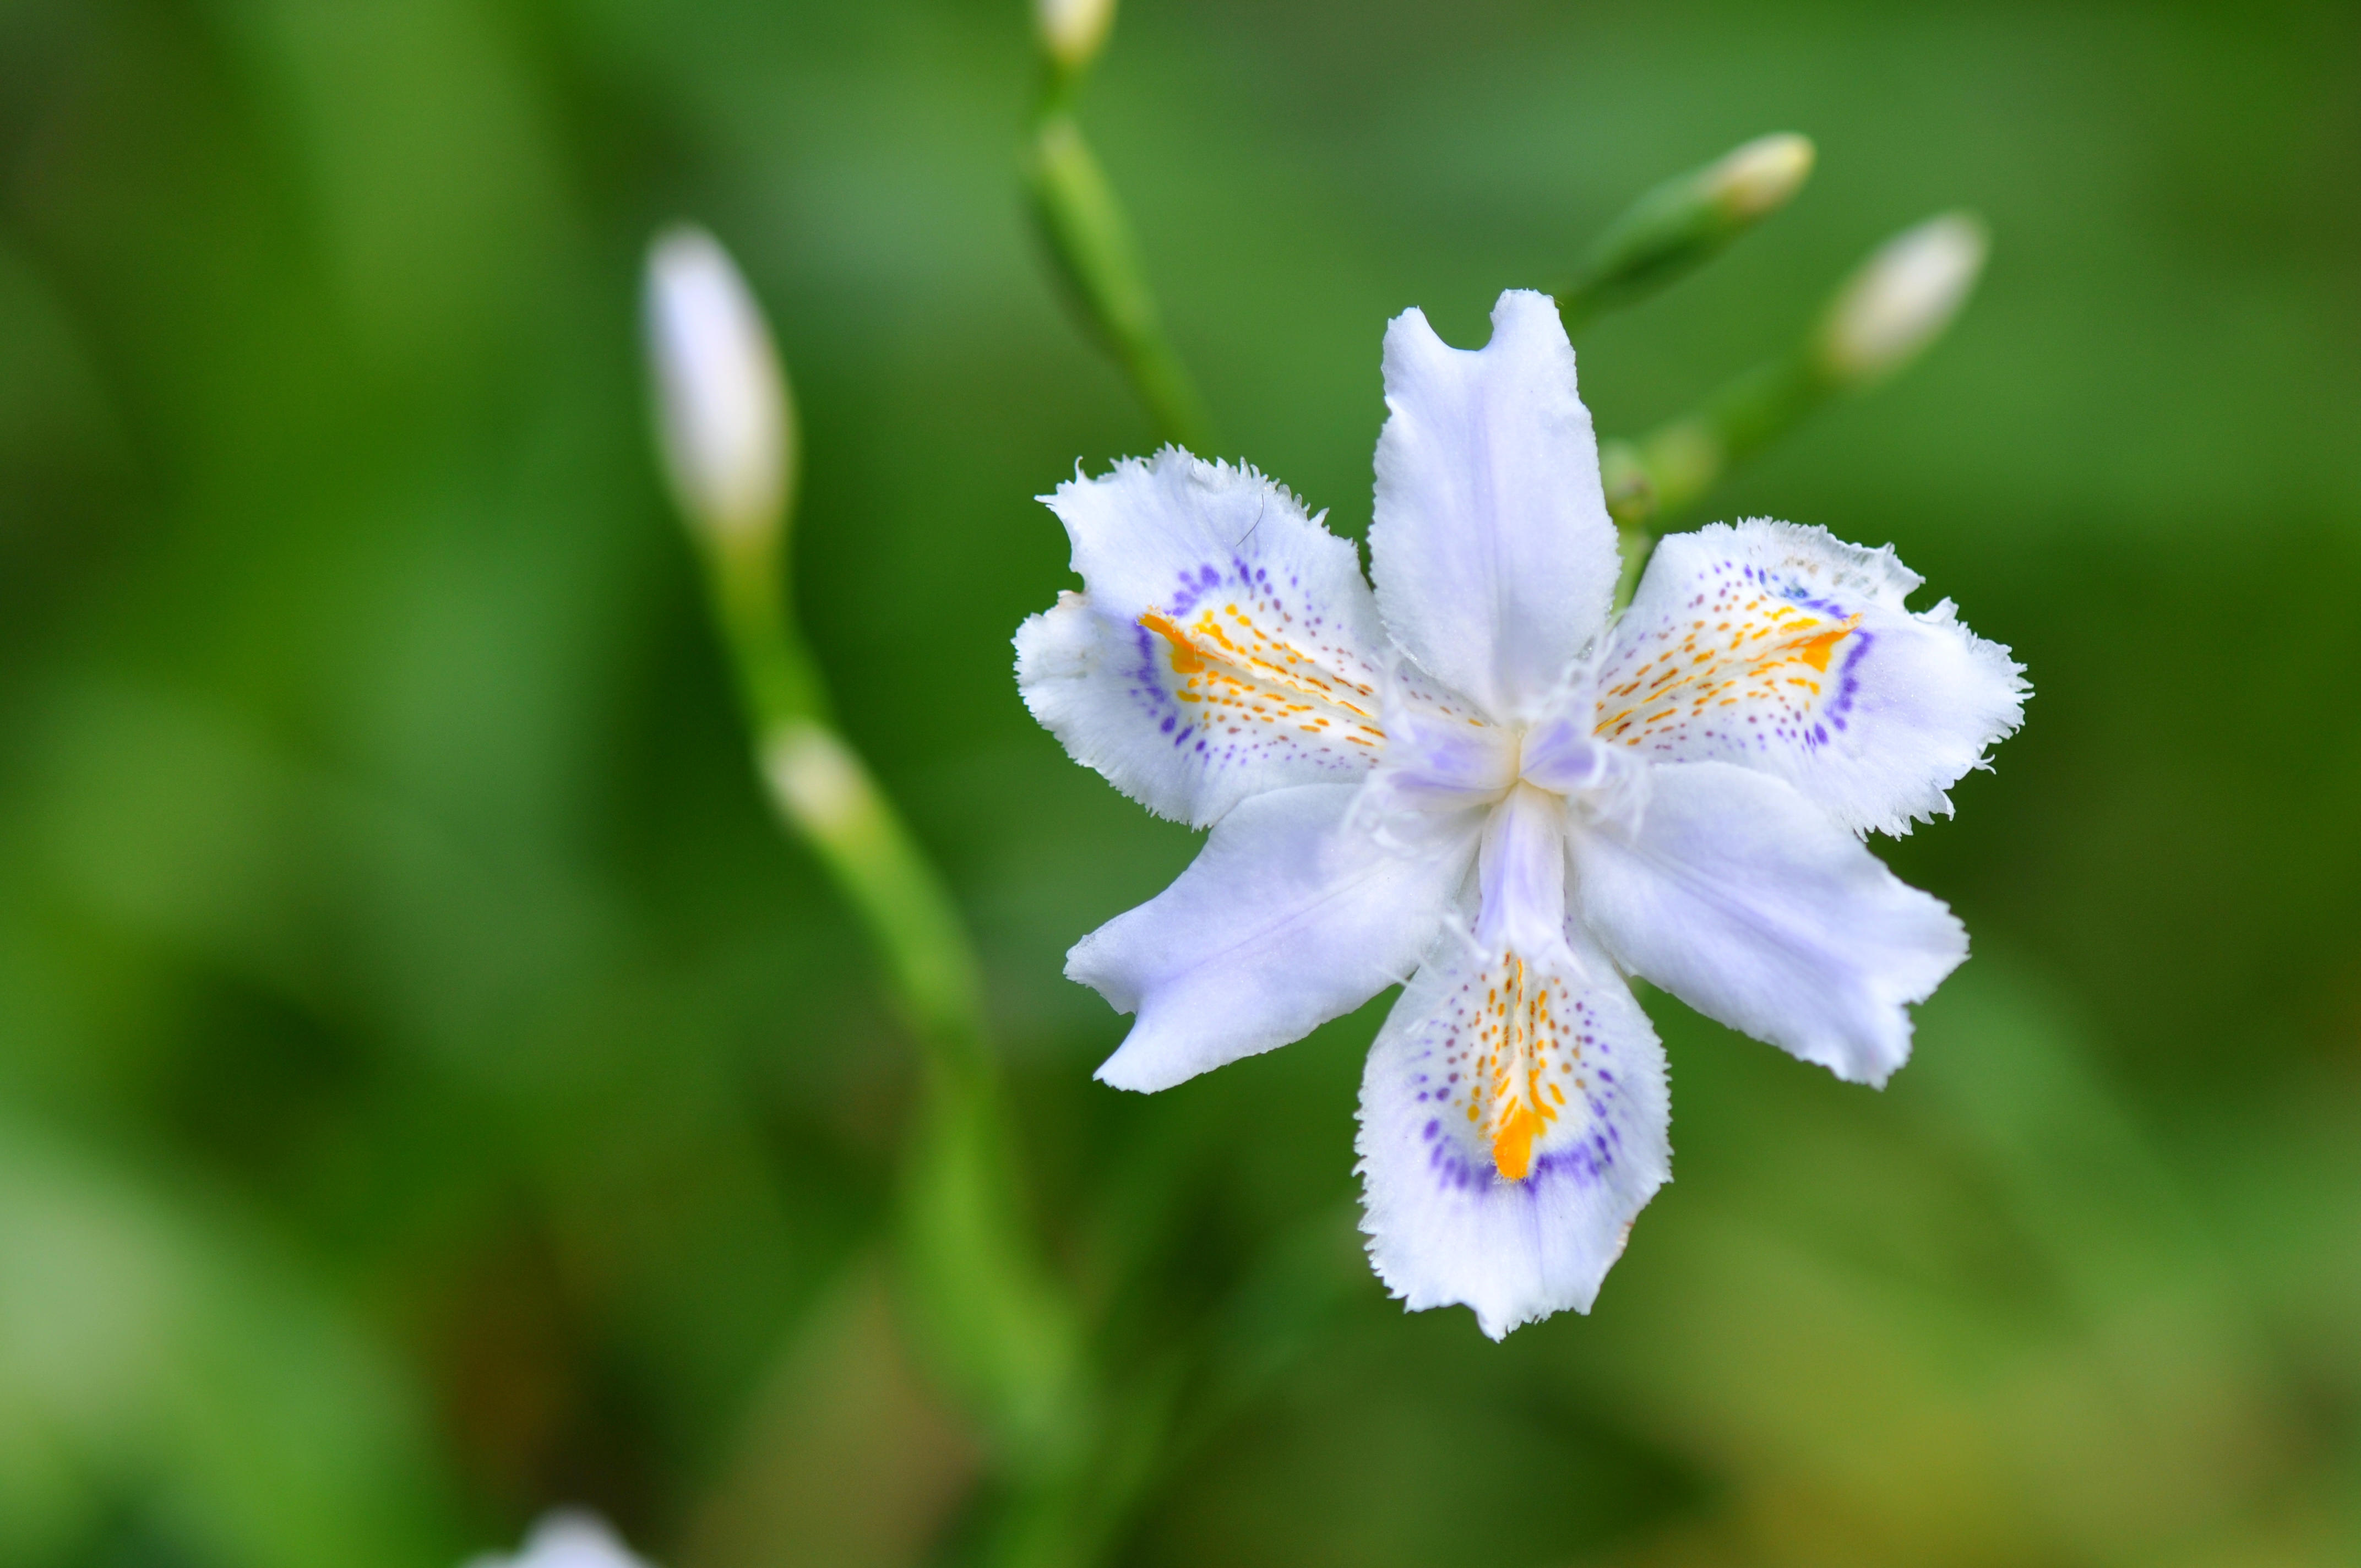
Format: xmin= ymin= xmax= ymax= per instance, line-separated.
xmin=1370 ymin=287 xmax=1619 ymax=721
xmin=1383 ymin=287 xmax=1573 ymax=356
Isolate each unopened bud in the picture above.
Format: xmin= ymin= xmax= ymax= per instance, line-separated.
xmin=466 ymin=1510 xmax=652 ymax=1568
xmin=1816 ymin=212 xmax=1988 ymax=385
xmin=1563 ymin=132 xmax=1815 ymax=322
xmin=643 ymin=226 xmax=794 ymax=543
xmin=764 ymin=722 xmax=871 ymax=841
xmin=1706 ymin=133 xmax=1816 ymax=222
xmin=1036 ymin=0 xmax=1117 ymax=74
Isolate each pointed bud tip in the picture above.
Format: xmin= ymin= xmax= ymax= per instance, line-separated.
xmin=642 ymin=224 xmax=792 ymax=543
xmin=1566 ymin=132 xmax=1816 ymax=319
xmin=1036 ymin=0 xmax=1117 ymax=72
xmin=1709 ymin=133 xmax=1815 ymax=221
xmin=1818 ymin=211 xmax=1989 ymax=385
xmin=467 ymin=1509 xmax=652 ymax=1568
xmin=764 ymin=725 xmax=869 ymax=839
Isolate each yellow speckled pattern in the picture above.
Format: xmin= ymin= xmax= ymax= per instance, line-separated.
xmin=1138 ymin=599 xmax=1388 ymax=764
xmin=1422 ymin=950 xmax=1603 ymax=1183
xmin=1593 ymin=567 xmax=1867 ymax=758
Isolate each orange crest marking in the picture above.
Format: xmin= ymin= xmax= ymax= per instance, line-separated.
xmin=1421 ymin=951 xmax=1596 ymax=1183
xmin=1140 ymin=603 xmax=1388 ymax=748
xmin=1595 ymin=599 xmax=1864 ymax=748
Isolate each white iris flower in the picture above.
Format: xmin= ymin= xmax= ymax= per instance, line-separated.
xmin=1016 ymin=290 xmax=2025 ymax=1337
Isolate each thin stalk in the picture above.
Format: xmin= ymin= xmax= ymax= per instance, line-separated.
xmin=1556 ymin=132 xmax=1815 ymax=334
xmin=1022 ymin=64 xmax=1212 ymax=450
xmin=1600 ymin=212 xmax=1989 ymax=606
xmin=1600 ymin=355 xmax=1824 ymax=607
xmin=694 ymin=520 xmax=1087 ymax=1471
xmin=648 ymin=215 xmax=1114 ymax=1568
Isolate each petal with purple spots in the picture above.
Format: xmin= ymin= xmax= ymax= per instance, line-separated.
xmin=1597 ymin=520 xmax=2024 ymax=837
xmin=1019 ymin=449 xmax=1391 ymax=829
xmin=1356 ymin=928 xmax=1669 ymax=1338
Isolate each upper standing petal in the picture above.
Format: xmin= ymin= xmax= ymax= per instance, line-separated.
xmin=1369 ymin=291 xmax=1622 ymax=722
xmin=1074 ymin=783 xmax=1484 ymax=1093
xmin=1570 ymin=760 xmax=1966 ymax=1087
xmin=1597 ymin=520 xmax=2027 ymax=836
xmin=1018 ymin=449 xmax=1392 ymax=829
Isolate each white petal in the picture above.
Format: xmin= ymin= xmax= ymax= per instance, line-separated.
xmin=1473 ymin=782 xmax=1570 ymax=956
xmin=1075 ymin=783 xmax=1482 ymax=1093
xmin=1598 ymin=520 xmax=2026 ymax=836
xmin=1571 ymin=760 xmax=1966 ymax=1087
xmin=1369 ymin=290 xmax=1621 ymax=722
xmin=1018 ymin=449 xmax=1392 ymax=829
xmin=1357 ymin=928 xmax=1670 ymax=1339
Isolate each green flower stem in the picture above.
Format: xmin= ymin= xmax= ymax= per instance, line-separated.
xmin=1024 ymin=91 xmax=1212 ymax=451
xmin=1600 ymin=353 xmax=1828 ymax=607
xmin=691 ymin=520 xmax=1088 ymax=1472
xmin=1603 ymin=351 xmax=1824 ymax=524
xmin=1600 ymin=213 xmax=1988 ymax=606
xmin=976 ymin=1355 xmax=1181 ymax=1568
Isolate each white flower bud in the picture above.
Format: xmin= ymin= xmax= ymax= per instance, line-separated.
xmin=465 ymin=1510 xmax=651 ymax=1568
xmin=1564 ymin=133 xmax=1815 ymax=323
xmin=1036 ymin=0 xmax=1117 ymax=73
xmin=1705 ymin=133 xmax=1815 ymax=221
xmin=1816 ymin=213 xmax=1988 ymax=385
xmin=643 ymin=226 xmax=792 ymax=542
xmin=763 ymin=722 xmax=870 ymax=840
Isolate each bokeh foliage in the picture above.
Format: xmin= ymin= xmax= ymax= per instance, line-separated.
xmin=2 ymin=1 xmax=2359 ymax=1565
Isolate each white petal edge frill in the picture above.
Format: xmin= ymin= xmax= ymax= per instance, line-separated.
xmin=1074 ymin=782 xmax=1485 ymax=1092
xmin=1357 ymin=925 xmax=1671 ymax=1340
xmin=1019 ymin=449 xmax=1392 ymax=829
xmin=1598 ymin=520 xmax=2027 ymax=837
xmin=1369 ymin=291 xmax=1622 ymax=723
xmin=1570 ymin=760 xmax=1967 ymax=1087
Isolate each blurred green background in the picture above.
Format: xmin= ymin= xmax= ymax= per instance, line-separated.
xmin=4 ymin=0 xmax=2360 ymax=1564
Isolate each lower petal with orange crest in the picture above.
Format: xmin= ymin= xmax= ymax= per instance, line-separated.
xmin=1356 ymin=776 xmax=1671 ymax=1339
xmin=1355 ymin=927 xmax=1669 ymax=1340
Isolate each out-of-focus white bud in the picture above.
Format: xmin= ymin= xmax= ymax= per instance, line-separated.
xmin=764 ymin=722 xmax=871 ymax=840
xmin=643 ymin=226 xmax=793 ymax=543
xmin=464 ymin=1510 xmax=652 ymax=1568
xmin=1563 ymin=132 xmax=1814 ymax=322
xmin=1036 ymin=0 xmax=1117 ymax=73
xmin=1706 ymin=133 xmax=1815 ymax=222
xmin=1816 ymin=212 xmax=1989 ymax=385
